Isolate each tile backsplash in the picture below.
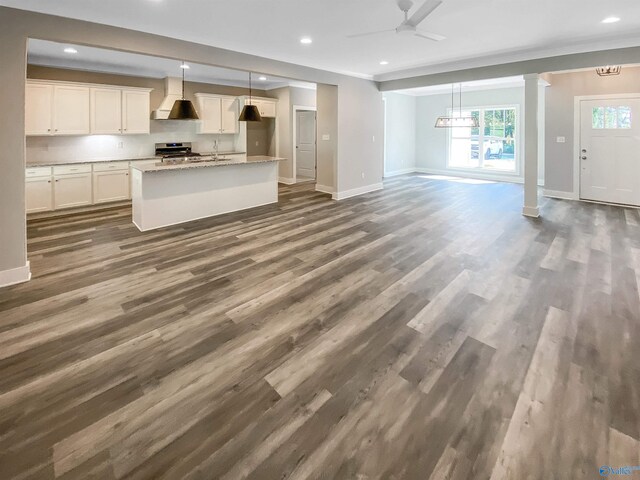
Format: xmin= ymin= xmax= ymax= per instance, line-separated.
xmin=26 ymin=120 xmax=241 ymax=165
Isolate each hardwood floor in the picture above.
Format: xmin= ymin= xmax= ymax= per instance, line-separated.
xmin=1 ymin=174 xmax=639 ymax=479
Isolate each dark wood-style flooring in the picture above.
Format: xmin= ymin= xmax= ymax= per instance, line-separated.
xmin=1 ymin=175 xmax=640 ymax=479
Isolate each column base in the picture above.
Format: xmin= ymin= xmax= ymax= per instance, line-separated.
xmin=522 ymin=206 xmax=540 ymax=218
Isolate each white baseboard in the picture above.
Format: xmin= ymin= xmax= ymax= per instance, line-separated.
xmin=384 ymin=168 xmax=415 ymax=178
xmin=333 ymin=183 xmax=384 ymax=201
xmin=414 ymin=167 xmax=545 ymax=187
xmin=543 ymin=189 xmax=578 ymax=200
xmin=522 ymin=206 xmax=540 ymax=218
xmin=278 ymin=177 xmax=296 ymax=185
xmin=0 ymin=261 xmax=31 ymax=288
xmin=315 ymin=184 xmax=335 ymax=195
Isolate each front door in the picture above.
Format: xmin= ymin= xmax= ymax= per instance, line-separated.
xmin=296 ymin=110 xmax=317 ymax=180
xmin=580 ymin=98 xmax=640 ymax=206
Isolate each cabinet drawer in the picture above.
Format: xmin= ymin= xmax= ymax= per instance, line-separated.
xmin=26 ymin=166 xmax=52 ymax=178
xmin=93 ymin=161 xmax=130 ymax=172
xmin=53 ymin=164 xmax=92 ymax=175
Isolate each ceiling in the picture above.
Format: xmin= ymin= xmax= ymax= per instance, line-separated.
xmin=28 ymin=40 xmax=316 ymax=90
xmin=3 ymin=0 xmax=640 ymax=79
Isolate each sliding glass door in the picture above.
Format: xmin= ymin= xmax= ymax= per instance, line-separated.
xmin=448 ymin=106 xmax=518 ymax=173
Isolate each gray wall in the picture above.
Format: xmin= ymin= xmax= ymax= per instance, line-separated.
xmin=0 ymin=6 xmax=383 ymax=277
xmin=382 ymin=92 xmax=416 ymax=174
xmin=545 ymin=66 xmax=640 ymax=193
xmin=337 ymin=76 xmax=385 ymax=192
xmin=270 ymin=86 xmax=317 ymax=180
xmin=316 ymin=84 xmax=338 ymax=190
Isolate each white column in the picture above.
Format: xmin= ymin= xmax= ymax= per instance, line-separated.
xmin=522 ymin=73 xmax=540 ymax=217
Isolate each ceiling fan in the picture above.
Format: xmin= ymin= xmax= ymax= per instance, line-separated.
xmin=347 ymin=0 xmax=445 ymax=42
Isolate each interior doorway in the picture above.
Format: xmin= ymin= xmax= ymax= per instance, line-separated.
xmin=579 ymin=95 xmax=640 ymax=206
xmin=294 ymin=106 xmax=317 ymax=182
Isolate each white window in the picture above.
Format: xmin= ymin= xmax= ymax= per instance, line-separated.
xmin=592 ymin=106 xmax=632 ymax=129
xmin=448 ymin=106 xmax=518 ymax=173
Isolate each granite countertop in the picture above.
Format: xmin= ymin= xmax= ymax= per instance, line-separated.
xmin=26 ymin=156 xmax=161 ymax=167
xmin=132 ymin=155 xmax=284 ymax=173
xmin=26 ymin=152 xmax=247 ymax=168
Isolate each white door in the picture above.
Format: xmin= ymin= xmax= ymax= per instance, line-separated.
xmin=26 ymin=177 xmax=53 ymax=213
xmin=25 ymin=83 xmax=53 ymax=136
xmin=91 ymin=88 xmax=122 ymax=134
xmin=199 ymin=96 xmax=222 ymax=134
xmin=221 ymin=97 xmax=238 ymax=134
xmin=580 ymin=98 xmax=640 ymax=206
xmin=54 ymin=173 xmax=93 ymax=209
xmin=296 ymin=110 xmax=317 ymax=180
xmin=53 ymin=85 xmax=91 ymax=135
xmin=122 ymin=90 xmax=150 ymax=134
xmin=93 ymin=170 xmax=130 ymax=203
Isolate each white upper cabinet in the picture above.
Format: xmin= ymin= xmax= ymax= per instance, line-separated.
xmin=221 ymin=97 xmax=239 ymax=134
xmin=195 ymin=94 xmax=240 ymax=134
xmin=53 ymin=85 xmax=91 ymax=135
xmin=245 ymin=97 xmax=277 ymax=118
xmin=195 ymin=95 xmax=222 ymax=134
xmin=122 ymin=90 xmax=151 ymax=134
xmin=27 ymin=80 xmax=151 ymax=136
xmin=91 ymin=88 xmax=122 ymax=134
xmin=25 ymin=83 xmax=53 ymax=136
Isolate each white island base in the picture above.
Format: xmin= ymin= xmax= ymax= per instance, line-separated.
xmin=131 ymin=157 xmax=281 ymax=231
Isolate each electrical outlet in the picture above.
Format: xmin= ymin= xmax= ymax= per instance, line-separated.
xmin=361 ymin=172 xmax=365 ymax=179
xmin=556 ymin=136 xmax=566 ymax=143
xmin=322 ymin=134 xmax=330 ymax=141
xmin=255 ymin=141 xmax=259 ymax=146
xmin=372 ymin=135 xmax=375 ymax=142
xmin=118 ymin=142 xmax=124 ymax=149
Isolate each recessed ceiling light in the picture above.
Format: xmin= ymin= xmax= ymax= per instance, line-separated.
xmin=380 ymin=60 xmax=389 ymax=65
xmin=300 ymin=37 xmax=313 ymax=45
xmin=602 ymin=16 xmax=621 ymax=24
xmin=180 ymin=63 xmax=190 ymax=69
xmin=63 ymin=47 xmax=78 ymax=54
xmin=258 ymin=76 xmax=267 ymax=81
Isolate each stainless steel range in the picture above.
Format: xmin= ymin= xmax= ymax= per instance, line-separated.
xmin=155 ymin=142 xmax=201 ymax=163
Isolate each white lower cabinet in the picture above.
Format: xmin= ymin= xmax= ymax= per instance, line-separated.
xmin=26 ymin=176 xmax=53 ymax=213
xmin=53 ymin=172 xmax=93 ymax=210
xmin=93 ymin=169 xmax=130 ymax=203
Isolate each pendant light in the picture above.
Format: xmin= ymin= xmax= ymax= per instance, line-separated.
xmin=238 ymin=72 xmax=262 ymax=122
xmin=168 ymin=62 xmax=199 ymax=120
xmin=435 ymin=84 xmax=479 ymax=128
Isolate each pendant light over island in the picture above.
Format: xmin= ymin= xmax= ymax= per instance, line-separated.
xmin=168 ymin=62 xmax=199 ymax=120
xmin=238 ymin=72 xmax=262 ymax=122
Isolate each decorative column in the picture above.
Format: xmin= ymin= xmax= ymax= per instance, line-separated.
xmin=522 ymin=73 xmax=540 ymax=217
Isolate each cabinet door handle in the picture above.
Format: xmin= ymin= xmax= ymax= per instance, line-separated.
xmin=47 ymin=180 xmax=51 ymax=183
xmin=55 ymin=179 xmax=59 ymax=182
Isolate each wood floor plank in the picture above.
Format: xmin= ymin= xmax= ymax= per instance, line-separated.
xmin=0 ymin=177 xmax=638 ymax=479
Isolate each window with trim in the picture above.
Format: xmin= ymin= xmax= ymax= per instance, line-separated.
xmin=592 ymin=106 xmax=632 ymax=129
xmin=448 ymin=106 xmax=518 ymax=173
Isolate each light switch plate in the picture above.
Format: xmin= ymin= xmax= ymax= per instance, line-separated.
xmin=556 ymin=136 xmax=566 ymax=143
xmin=322 ymin=134 xmax=330 ymax=141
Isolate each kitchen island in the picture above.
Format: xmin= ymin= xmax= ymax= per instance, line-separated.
xmin=130 ymin=155 xmax=282 ymax=231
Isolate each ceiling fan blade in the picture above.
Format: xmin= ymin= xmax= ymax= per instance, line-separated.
xmin=406 ymin=0 xmax=443 ymax=27
xmin=347 ymin=28 xmax=396 ymax=39
xmin=415 ymin=31 xmax=446 ymax=41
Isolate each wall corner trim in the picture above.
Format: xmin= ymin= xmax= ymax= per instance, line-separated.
xmin=543 ymin=189 xmax=578 ymax=201
xmin=0 ymin=261 xmax=31 ymax=288
xmin=333 ymin=183 xmax=383 ymax=201
xmin=278 ymin=177 xmax=296 ymax=185
xmin=315 ymin=184 xmax=335 ymax=195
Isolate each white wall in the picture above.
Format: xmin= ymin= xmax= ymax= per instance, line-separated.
xmin=382 ymin=92 xmax=416 ymax=175
xmin=414 ymin=86 xmax=545 ymax=184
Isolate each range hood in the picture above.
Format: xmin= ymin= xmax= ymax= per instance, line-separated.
xmin=152 ymin=77 xmax=198 ymax=120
